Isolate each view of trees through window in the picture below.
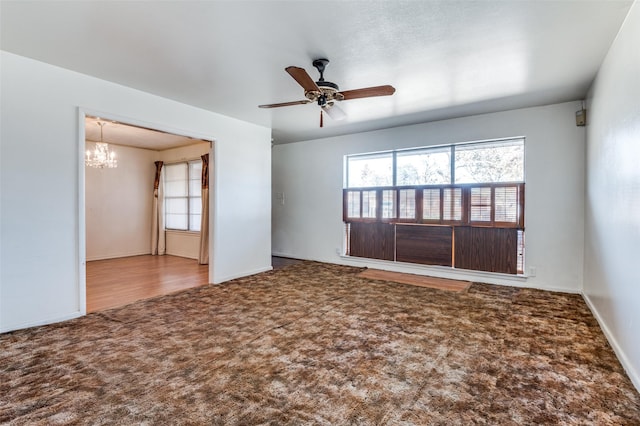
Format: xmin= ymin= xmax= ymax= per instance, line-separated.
xmin=344 ymin=138 xmax=525 ymax=275
xmin=454 ymin=140 xmax=524 ymax=184
xmin=346 ymin=138 xmax=524 ymax=187
xmin=347 ymin=153 xmax=393 ymax=187
xmin=397 ymin=148 xmax=451 ymax=185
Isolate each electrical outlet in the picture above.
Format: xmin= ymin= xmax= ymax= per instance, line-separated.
xmin=335 ymin=248 xmax=342 ymax=256
xmin=528 ymin=267 xmax=537 ymax=277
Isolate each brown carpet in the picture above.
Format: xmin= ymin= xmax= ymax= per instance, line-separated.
xmin=1 ymin=261 xmax=639 ymax=424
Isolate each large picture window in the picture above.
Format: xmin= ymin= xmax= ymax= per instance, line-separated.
xmin=397 ymin=147 xmax=451 ymax=185
xmin=346 ymin=138 xmax=524 ymax=188
xmin=346 ymin=152 xmax=393 ymax=187
xmin=344 ymin=138 xmax=524 ymax=227
xmin=164 ymin=160 xmax=202 ymax=232
xmin=343 ymin=138 xmax=525 ymax=274
xmin=454 ymin=139 xmax=524 ymax=184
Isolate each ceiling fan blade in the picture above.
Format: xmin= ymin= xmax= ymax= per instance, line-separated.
xmin=322 ymin=103 xmax=346 ymax=121
xmin=285 ymin=66 xmax=321 ymax=92
xmin=258 ymin=100 xmax=312 ymax=108
xmin=339 ymin=85 xmax=396 ymax=100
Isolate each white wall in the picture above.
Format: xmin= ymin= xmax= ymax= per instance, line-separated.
xmin=85 ymin=143 xmax=157 ymax=261
xmin=159 ymin=142 xmax=210 ymax=260
xmin=165 ymin=231 xmax=200 ymax=260
xmin=0 ymin=51 xmax=272 ymax=332
xmin=583 ymin=1 xmax=640 ymax=391
xmin=213 ymin=129 xmax=272 ymax=282
xmin=273 ymin=101 xmax=585 ymax=291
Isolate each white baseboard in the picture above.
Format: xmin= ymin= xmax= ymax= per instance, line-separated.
xmin=340 ymin=254 xmax=529 ymax=284
xmin=583 ymin=293 xmax=640 ymax=393
xmin=1 ymin=311 xmax=83 ymax=334
xmin=213 ymin=265 xmax=273 ymax=284
xmin=271 ymin=252 xmax=307 ymax=260
xmin=86 ymin=251 xmax=150 ymax=262
xmin=272 ymin=252 xmax=581 ymax=293
xmin=164 ymin=252 xmax=198 ymax=260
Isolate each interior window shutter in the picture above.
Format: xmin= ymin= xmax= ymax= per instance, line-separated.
xmin=443 ymin=187 xmax=462 ymax=221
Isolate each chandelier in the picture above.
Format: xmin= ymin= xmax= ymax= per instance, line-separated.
xmin=85 ymin=121 xmax=117 ymax=169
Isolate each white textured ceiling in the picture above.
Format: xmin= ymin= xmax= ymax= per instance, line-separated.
xmin=85 ymin=116 xmax=207 ymax=151
xmin=1 ymin=1 xmax=633 ymax=144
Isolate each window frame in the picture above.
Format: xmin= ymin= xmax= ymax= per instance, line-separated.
xmin=164 ymin=159 xmax=202 ymax=232
xmin=343 ymin=138 xmax=526 ymax=275
xmin=345 ymin=137 xmax=525 ymax=188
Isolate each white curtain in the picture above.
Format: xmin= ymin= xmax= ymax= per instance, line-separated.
xmin=198 ymin=154 xmax=209 ymax=265
xmin=151 ymin=161 xmax=166 ymax=255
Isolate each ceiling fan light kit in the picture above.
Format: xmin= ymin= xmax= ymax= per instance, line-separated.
xmin=259 ymin=58 xmax=395 ymax=127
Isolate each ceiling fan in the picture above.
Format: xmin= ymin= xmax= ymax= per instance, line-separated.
xmin=259 ymin=58 xmax=395 ymax=127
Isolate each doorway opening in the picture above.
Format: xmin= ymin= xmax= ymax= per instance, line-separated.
xmin=82 ymin=113 xmax=213 ymax=312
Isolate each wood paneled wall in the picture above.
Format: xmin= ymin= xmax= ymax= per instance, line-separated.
xmin=454 ymin=227 xmax=519 ymax=274
xmin=348 ymin=223 xmax=520 ymax=275
xmin=396 ymin=225 xmax=453 ymax=266
xmin=348 ymin=222 xmax=395 ymax=261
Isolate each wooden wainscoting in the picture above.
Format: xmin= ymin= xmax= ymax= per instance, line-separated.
xmin=396 ymin=224 xmax=453 ymax=266
xmin=347 ymin=222 xmax=521 ymax=275
xmin=454 ymin=227 xmax=519 ymax=274
xmin=348 ymin=222 xmax=395 ymax=260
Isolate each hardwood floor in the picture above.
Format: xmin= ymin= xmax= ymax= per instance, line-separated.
xmin=358 ymin=269 xmax=471 ymax=293
xmin=272 ymin=256 xmax=303 ymax=269
xmin=86 ymin=255 xmax=209 ymax=313
xmin=87 ymin=255 xmax=302 ymax=313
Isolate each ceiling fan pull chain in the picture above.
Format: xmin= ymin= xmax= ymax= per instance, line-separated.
xmin=320 ymin=110 xmax=324 ymax=128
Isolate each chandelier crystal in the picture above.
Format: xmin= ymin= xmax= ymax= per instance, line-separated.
xmin=86 ymin=121 xmax=117 ymax=169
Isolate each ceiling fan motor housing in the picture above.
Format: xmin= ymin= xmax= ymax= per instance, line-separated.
xmin=307 ymin=58 xmax=343 ymax=105
xmin=305 ymin=86 xmax=344 ymax=105
xmin=259 ymin=57 xmax=395 ymax=120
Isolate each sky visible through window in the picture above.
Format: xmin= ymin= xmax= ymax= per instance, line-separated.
xmin=397 ymin=148 xmax=450 ymax=185
xmin=346 ymin=139 xmax=524 ymax=187
xmin=347 ymin=153 xmax=393 ymax=187
xmin=454 ymin=140 xmax=523 ymax=184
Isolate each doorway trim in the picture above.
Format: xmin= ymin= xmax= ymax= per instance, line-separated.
xmin=77 ymin=107 xmax=215 ymax=315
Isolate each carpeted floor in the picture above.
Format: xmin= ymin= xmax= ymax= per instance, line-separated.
xmin=1 ymin=261 xmax=639 ymax=424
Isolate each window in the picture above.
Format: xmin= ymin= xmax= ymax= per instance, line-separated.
xmin=470 ymin=187 xmax=492 ymax=222
xmin=344 ymin=138 xmax=524 ymax=227
xmin=398 ymin=189 xmax=416 ymax=219
xmin=382 ymin=190 xmax=397 ymax=219
xmin=346 ymin=191 xmax=360 ymax=219
xmin=397 ymin=147 xmax=451 ymax=185
xmin=346 ymin=138 xmax=524 ymax=188
xmin=455 ymin=139 xmax=524 ymax=184
xmin=495 ymin=186 xmax=519 ymax=223
xmin=422 ymin=189 xmax=440 ymax=221
xmin=362 ymin=190 xmax=377 ymax=218
xmin=346 ymin=152 xmax=393 ymax=187
xmin=443 ymin=187 xmax=463 ymax=222
xmin=164 ymin=160 xmax=202 ymax=231
xmin=343 ymin=138 xmax=526 ymax=275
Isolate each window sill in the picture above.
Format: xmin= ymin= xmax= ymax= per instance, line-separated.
xmin=339 ymin=254 xmax=529 ymax=285
xmin=165 ymin=229 xmax=201 ymax=236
